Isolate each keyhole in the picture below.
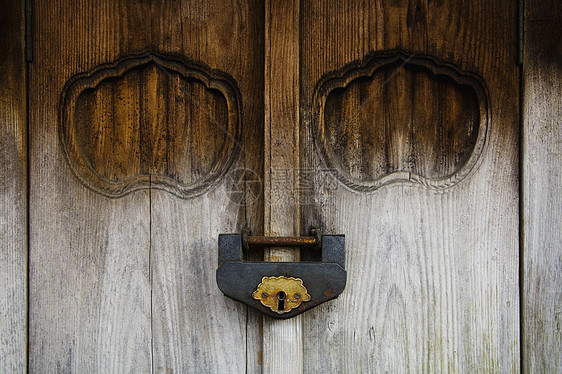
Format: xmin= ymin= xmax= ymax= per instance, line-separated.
xmin=277 ymin=291 xmax=286 ymax=311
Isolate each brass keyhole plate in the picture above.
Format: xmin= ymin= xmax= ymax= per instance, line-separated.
xmin=252 ymin=276 xmax=311 ymax=314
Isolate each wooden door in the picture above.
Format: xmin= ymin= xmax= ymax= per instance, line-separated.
xmin=1 ymin=0 xmax=561 ymax=372
xmin=264 ymin=1 xmax=519 ymax=372
xmin=28 ymin=1 xmax=265 ymax=372
xmin=298 ymin=1 xmax=519 ymax=371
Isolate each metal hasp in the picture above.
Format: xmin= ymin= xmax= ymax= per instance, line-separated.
xmin=216 ymin=232 xmax=346 ymax=319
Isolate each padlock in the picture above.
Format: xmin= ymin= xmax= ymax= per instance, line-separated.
xmin=216 ymin=231 xmax=346 ymax=319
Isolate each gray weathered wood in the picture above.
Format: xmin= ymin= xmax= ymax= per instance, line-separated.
xmin=29 ymin=1 xmax=153 ymax=371
xmin=151 ymin=189 xmax=250 ymax=373
xmin=0 ymin=0 xmax=27 ymax=372
xmin=262 ymin=1 xmax=303 ymax=372
xmin=523 ymin=0 xmax=562 ymax=371
xmin=148 ymin=1 xmax=265 ymax=372
xmin=30 ymin=1 xmax=265 ymax=372
xmin=300 ymin=1 xmax=520 ymax=371
xmin=23 ymin=1 xmax=534 ymax=372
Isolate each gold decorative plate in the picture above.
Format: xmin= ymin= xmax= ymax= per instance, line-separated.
xmin=252 ymin=276 xmax=311 ymax=314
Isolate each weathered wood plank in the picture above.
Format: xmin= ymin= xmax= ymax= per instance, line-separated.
xmin=263 ymin=1 xmax=303 ymax=373
xmin=29 ymin=1 xmax=153 ymax=372
xmin=300 ymin=0 xmax=520 ymax=371
xmin=148 ymin=1 xmax=265 ymax=372
xmin=523 ymin=0 xmax=562 ymax=371
xmin=0 ymin=0 xmax=27 ymax=372
xmin=151 ymin=192 xmax=250 ymax=373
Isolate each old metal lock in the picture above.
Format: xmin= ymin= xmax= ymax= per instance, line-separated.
xmin=216 ymin=230 xmax=346 ymax=319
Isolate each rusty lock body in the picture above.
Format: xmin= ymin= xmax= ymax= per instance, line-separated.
xmin=216 ymin=231 xmax=346 ymax=319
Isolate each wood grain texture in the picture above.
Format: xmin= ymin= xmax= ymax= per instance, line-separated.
xmin=299 ymin=0 xmax=520 ymax=372
xmin=151 ymin=190 xmax=250 ymax=373
xmin=147 ymin=1 xmax=264 ymax=373
xmin=29 ymin=1 xmax=265 ymax=373
xmin=29 ymin=2 xmax=154 ymax=369
xmin=523 ymin=0 xmax=562 ymax=371
xmin=317 ymin=52 xmax=486 ymax=188
xmin=0 ymin=0 xmax=27 ymax=372
xmin=62 ymin=52 xmax=241 ymax=198
xmin=262 ymin=1 xmax=303 ymax=373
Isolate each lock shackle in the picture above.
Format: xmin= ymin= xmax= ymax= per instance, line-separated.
xmin=242 ymin=228 xmax=321 ymax=251
xmin=246 ymin=235 xmax=316 ymax=247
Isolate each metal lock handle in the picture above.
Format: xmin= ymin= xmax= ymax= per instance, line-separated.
xmin=216 ymin=230 xmax=346 ymax=319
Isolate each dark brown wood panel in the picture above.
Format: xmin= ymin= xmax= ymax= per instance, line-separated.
xmin=0 ymin=0 xmax=27 ymax=372
xmin=317 ymin=52 xmax=485 ymax=188
xmin=62 ymin=53 xmax=240 ymax=198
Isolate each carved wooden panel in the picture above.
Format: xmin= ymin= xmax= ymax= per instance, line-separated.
xmin=59 ymin=52 xmax=241 ymax=198
xmin=313 ymin=50 xmax=489 ymax=191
